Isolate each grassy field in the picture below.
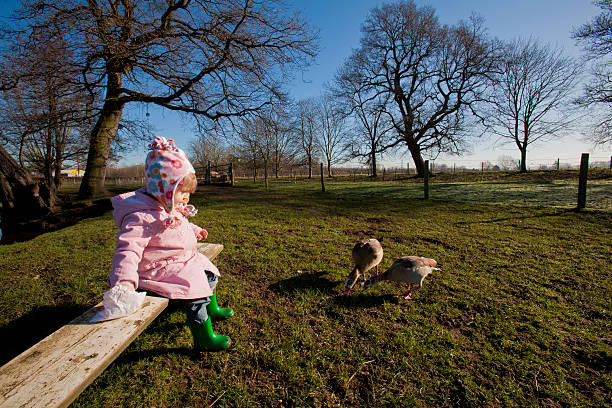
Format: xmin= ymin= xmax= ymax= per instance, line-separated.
xmin=0 ymin=174 xmax=610 ymax=407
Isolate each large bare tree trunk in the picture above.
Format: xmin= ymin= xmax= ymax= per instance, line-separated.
xmin=520 ymin=147 xmax=528 ymax=173
xmin=78 ymin=72 xmax=124 ymax=199
xmin=406 ymin=136 xmax=425 ymax=177
xmin=307 ymin=155 xmax=312 ymax=179
xmin=0 ymin=145 xmax=51 ymax=224
xmin=371 ymin=148 xmax=378 ymax=177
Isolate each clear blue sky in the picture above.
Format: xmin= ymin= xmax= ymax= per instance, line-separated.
xmin=1 ymin=0 xmax=609 ymax=168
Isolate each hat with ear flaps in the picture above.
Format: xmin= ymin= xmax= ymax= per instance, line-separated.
xmin=144 ymin=137 xmax=196 ymax=214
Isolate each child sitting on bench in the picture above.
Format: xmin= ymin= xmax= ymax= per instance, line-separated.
xmin=108 ymin=136 xmax=234 ymax=351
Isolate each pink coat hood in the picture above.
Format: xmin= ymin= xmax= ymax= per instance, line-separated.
xmin=109 ymin=188 xmax=219 ymax=299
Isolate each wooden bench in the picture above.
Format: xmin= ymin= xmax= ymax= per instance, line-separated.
xmin=0 ymin=242 xmax=223 ymax=408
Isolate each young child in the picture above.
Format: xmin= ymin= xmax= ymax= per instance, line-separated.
xmin=108 ymin=136 xmax=233 ymax=351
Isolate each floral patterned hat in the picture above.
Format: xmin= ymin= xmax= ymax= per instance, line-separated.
xmin=144 ymin=137 xmax=195 ymax=213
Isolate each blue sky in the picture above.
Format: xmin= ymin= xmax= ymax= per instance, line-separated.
xmin=1 ymin=0 xmax=609 ymax=168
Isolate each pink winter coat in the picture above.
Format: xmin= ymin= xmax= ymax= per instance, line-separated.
xmin=109 ymin=188 xmax=220 ymax=299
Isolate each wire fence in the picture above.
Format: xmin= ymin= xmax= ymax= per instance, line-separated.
xmin=229 ymin=155 xmax=612 ymax=179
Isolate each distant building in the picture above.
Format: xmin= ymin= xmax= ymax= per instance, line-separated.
xmin=60 ymin=169 xmax=84 ymax=177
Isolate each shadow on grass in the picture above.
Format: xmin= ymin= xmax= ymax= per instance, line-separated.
xmin=454 ymin=208 xmax=576 ymax=226
xmin=0 ymin=303 xmax=90 ymax=366
xmin=268 ymin=272 xmax=339 ymax=296
xmin=113 ymin=346 xmax=198 ymax=365
xmin=0 ymin=197 xmax=113 ymax=245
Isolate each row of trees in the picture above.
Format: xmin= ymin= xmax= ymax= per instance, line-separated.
xmin=188 ymin=1 xmax=605 ymax=179
xmin=0 ymin=0 xmax=610 ymax=219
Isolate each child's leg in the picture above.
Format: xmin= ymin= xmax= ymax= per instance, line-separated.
xmin=205 ymin=271 xmax=234 ymax=320
xmin=183 ymin=299 xmax=231 ymax=351
xmin=183 ymin=298 xmax=210 ymax=325
xmin=182 ymin=272 xmax=232 ymax=351
xmin=181 ymin=272 xmax=219 ymax=324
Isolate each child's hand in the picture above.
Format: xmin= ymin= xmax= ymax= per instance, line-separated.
xmin=196 ymin=229 xmax=208 ymax=241
xmin=119 ymin=281 xmax=136 ymax=291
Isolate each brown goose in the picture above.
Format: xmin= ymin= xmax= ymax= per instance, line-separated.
xmin=362 ymin=256 xmax=439 ymax=299
xmin=343 ymin=238 xmax=383 ymax=295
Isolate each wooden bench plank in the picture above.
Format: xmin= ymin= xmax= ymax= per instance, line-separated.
xmin=0 ymin=243 xmax=223 ymax=408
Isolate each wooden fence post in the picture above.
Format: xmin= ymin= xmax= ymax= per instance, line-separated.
xmin=320 ymin=163 xmax=325 ymax=192
xmin=264 ymin=163 xmax=269 ymax=190
xmin=577 ymin=153 xmax=589 ymax=210
xmin=424 ymin=160 xmax=429 ymax=200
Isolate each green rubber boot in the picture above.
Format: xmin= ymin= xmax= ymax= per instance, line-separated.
xmin=188 ymin=317 xmax=231 ymax=351
xmin=206 ymin=293 xmax=234 ymax=320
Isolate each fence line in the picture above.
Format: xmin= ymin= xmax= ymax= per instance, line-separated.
xmin=60 ymin=155 xmax=611 ymax=184
xmin=232 ymin=156 xmax=611 ymax=179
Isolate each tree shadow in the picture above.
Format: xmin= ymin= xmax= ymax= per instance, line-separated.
xmin=268 ymin=272 xmax=339 ymax=296
xmin=0 ymin=197 xmax=113 ymax=244
xmin=454 ymin=208 xmax=576 ymax=226
xmin=112 ymin=346 xmax=197 ymax=366
xmin=0 ymin=303 xmax=90 ymax=365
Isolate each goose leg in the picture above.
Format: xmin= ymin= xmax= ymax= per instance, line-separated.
xmin=402 ymin=283 xmax=412 ymax=300
xmin=375 ymin=265 xmax=380 ymax=275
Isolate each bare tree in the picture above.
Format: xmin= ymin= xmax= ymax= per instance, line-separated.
xmin=189 ymin=129 xmax=230 ymax=169
xmin=317 ymin=95 xmax=349 ymax=177
xmin=2 ymin=0 xmax=317 ymax=198
xmin=0 ymin=33 xmax=91 ymax=208
xmin=486 ymin=38 xmax=580 ymax=172
xmin=266 ymin=106 xmax=298 ymax=178
xmin=497 ymin=155 xmax=520 ymax=171
xmin=236 ymin=117 xmax=261 ymax=182
xmin=334 ymin=59 xmax=394 ymax=177
xmin=343 ymin=1 xmax=498 ymax=177
xmin=296 ymin=98 xmax=320 ymax=178
xmin=573 ymin=0 xmax=612 ymax=146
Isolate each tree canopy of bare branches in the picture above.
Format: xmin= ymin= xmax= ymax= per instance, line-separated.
xmin=334 ymin=61 xmax=394 ymax=177
xmin=189 ymin=129 xmax=231 ymax=170
xmin=295 ymin=98 xmax=320 ymax=178
xmin=340 ymin=0 xmax=498 ymax=177
xmin=573 ymin=0 xmax=612 ymax=146
xmin=317 ymin=95 xmax=349 ymax=177
xmin=2 ymin=0 xmax=318 ymax=198
xmin=0 ymin=32 xmax=92 ymax=207
xmin=486 ymin=38 xmax=580 ymax=172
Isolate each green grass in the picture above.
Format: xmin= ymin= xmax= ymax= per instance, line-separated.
xmin=1 ymin=176 xmax=610 ymax=407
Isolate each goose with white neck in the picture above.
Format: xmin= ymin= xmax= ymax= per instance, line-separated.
xmin=343 ymin=238 xmax=383 ymax=295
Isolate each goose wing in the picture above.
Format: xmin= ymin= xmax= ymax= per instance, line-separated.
xmin=386 ymin=256 xmax=434 ymax=283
